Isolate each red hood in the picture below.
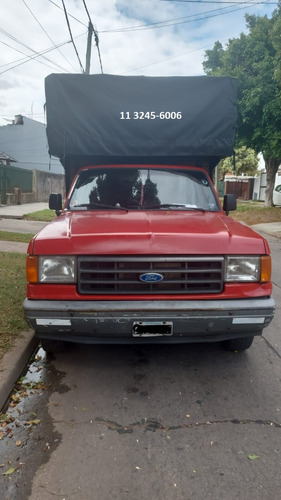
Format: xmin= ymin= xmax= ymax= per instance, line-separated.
xmin=29 ymin=210 xmax=268 ymax=255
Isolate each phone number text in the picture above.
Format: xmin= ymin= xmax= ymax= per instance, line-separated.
xmin=120 ymin=111 xmax=182 ymax=120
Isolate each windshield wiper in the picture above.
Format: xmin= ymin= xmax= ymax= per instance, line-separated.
xmin=143 ymin=203 xmax=206 ymax=212
xmin=70 ymin=203 xmax=128 ymax=212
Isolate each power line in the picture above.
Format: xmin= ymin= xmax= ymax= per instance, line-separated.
xmin=161 ymin=0 xmax=277 ymax=3
xmin=3 ymin=160 xmax=61 ymax=166
xmin=0 ymin=39 xmax=73 ymax=75
xmin=81 ymin=0 xmax=92 ymax=22
xmin=22 ymin=0 xmax=78 ymax=72
xmin=61 ymin=0 xmax=85 ymax=72
xmin=101 ymin=0 xmax=271 ymax=34
xmin=48 ymin=0 xmax=87 ymax=27
xmin=122 ymin=39 xmax=220 ymax=74
xmin=0 ymin=29 xmax=87 ymax=75
xmin=0 ymin=24 xmax=72 ymax=73
xmin=0 ymin=136 xmax=51 ymax=146
xmin=100 ymin=0 xmax=275 ymax=34
xmin=47 ymin=0 xmax=104 ymax=73
xmin=81 ymin=0 xmax=103 ymax=73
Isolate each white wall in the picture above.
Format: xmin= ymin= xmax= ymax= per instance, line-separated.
xmin=0 ymin=115 xmax=63 ymax=175
xmin=252 ymin=170 xmax=281 ymax=204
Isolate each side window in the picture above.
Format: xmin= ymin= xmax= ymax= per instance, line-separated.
xmin=275 ymin=184 xmax=281 ymax=193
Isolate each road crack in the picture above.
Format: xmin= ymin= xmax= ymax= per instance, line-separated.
xmin=262 ymin=335 xmax=281 ymax=359
xmin=95 ymin=416 xmax=281 ymax=434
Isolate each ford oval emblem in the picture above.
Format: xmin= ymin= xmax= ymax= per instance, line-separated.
xmin=139 ymin=272 xmax=164 ymax=283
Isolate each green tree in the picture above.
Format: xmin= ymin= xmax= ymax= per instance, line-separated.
xmin=271 ymin=10 xmax=281 ymax=85
xmin=203 ymin=8 xmax=281 ymax=206
xmin=218 ymin=147 xmax=259 ymax=179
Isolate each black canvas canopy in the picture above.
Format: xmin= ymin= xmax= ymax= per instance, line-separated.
xmin=45 ymin=73 xmax=237 ymax=187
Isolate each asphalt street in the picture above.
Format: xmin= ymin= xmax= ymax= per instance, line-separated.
xmin=0 ymin=205 xmax=280 ymax=500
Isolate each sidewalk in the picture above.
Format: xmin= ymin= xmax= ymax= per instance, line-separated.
xmin=0 ymin=218 xmax=47 ymax=238
xmin=0 ymin=203 xmax=47 ymax=408
xmin=0 ymin=203 xmax=50 ymax=253
xmin=251 ymin=221 xmax=281 ymax=239
xmin=0 ymin=240 xmax=28 ymax=253
xmin=0 ymin=202 xmax=49 ymax=219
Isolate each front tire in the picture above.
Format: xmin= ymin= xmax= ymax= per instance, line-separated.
xmin=222 ymin=336 xmax=254 ymax=352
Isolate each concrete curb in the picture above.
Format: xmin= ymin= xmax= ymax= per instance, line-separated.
xmin=0 ymin=331 xmax=39 ymax=411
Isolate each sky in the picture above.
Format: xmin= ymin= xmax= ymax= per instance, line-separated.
xmin=0 ymin=0 xmax=277 ymax=126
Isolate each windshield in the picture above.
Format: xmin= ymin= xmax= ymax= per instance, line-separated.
xmin=68 ymin=167 xmax=220 ymax=211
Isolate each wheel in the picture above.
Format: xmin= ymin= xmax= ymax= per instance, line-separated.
xmin=40 ymin=338 xmax=65 ymax=354
xmin=222 ymin=336 xmax=254 ymax=352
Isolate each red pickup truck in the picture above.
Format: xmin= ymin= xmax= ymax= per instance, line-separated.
xmin=23 ymin=74 xmax=275 ymax=353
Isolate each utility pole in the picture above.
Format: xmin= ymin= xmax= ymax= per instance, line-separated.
xmin=85 ymin=21 xmax=93 ymax=74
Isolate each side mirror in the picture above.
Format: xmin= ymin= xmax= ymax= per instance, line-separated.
xmin=223 ymin=194 xmax=236 ymax=215
xmin=49 ymin=193 xmax=62 ymax=215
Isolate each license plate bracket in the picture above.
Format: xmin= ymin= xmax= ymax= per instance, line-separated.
xmin=132 ymin=321 xmax=173 ymax=337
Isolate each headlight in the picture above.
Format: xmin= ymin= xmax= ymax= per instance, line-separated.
xmin=225 ymin=256 xmax=260 ymax=282
xmin=39 ymin=256 xmax=76 ymax=283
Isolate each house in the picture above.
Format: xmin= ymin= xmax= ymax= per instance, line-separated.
xmin=0 ymin=114 xmax=63 ymax=175
xmin=224 ymin=174 xmax=255 ymax=200
xmin=0 ymin=150 xmax=17 ymax=166
xmin=222 ymin=170 xmax=281 ymax=205
xmin=0 ymin=115 xmax=65 ymax=205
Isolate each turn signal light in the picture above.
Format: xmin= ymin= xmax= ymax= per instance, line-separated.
xmin=260 ymin=255 xmax=271 ymax=283
xmin=26 ymin=256 xmax=38 ymax=283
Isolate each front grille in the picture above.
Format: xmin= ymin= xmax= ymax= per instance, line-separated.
xmin=77 ymin=256 xmax=224 ymax=295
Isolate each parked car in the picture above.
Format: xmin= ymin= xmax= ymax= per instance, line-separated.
xmin=273 ymin=181 xmax=281 ymax=206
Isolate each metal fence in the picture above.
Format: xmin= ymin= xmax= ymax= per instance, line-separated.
xmin=0 ymin=164 xmax=33 ymax=204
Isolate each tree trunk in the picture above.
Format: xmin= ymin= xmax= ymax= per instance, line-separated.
xmin=264 ymin=157 xmax=280 ymax=206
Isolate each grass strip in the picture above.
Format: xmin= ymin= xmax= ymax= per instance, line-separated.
xmin=23 ymin=209 xmax=55 ymax=222
xmin=0 ymin=231 xmax=34 ymax=243
xmin=0 ymin=253 xmax=27 ymax=358
xmin=231 ymin=204 xmax=281 ymax=225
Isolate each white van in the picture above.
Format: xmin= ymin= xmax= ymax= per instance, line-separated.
xmin=273 ymin=171 xmax=281 ymax=206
